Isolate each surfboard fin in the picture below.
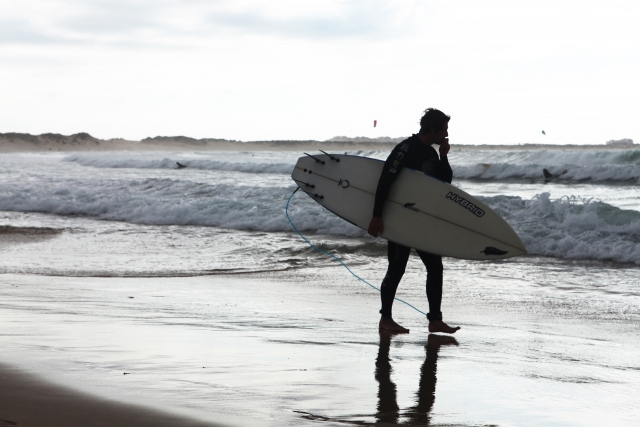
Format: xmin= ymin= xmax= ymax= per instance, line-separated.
xmin=481 ymin=247 xmax=508 ymax=256
xmin=304 ymin=153 xmax=325 ymax=165
xmin=319 ymin=150 xmax=340 ymax=162
xmin=301 ymin=189 xmax=324 ymax=199
xmin=293 ymin=179 xmax=315 ymax=188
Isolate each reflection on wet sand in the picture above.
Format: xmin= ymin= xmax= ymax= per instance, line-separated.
xmin=376 ymin=332 xmax=459 ymax=425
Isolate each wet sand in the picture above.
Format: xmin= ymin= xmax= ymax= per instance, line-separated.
xmin=0 ymin=364 xmax=222 ymax=427
xmin=1 ymin=263 xmax=639 ymax=426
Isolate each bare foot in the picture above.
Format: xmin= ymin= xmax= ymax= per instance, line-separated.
xmin=379 ymin=317 xmax=410 ymax=333
xmin=428 ymin=320 xmax=460 ymax=334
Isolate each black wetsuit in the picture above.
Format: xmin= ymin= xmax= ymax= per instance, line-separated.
xmin=373 ymin=134 xmax=453 ymax=321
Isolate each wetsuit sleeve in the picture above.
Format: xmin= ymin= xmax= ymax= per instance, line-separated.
xmin=372 ymin=142 xmax=412 ymax=217
xmin=440 ymin=155 xmax=453 ymax=184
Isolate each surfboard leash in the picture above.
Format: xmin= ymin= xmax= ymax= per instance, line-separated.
xmin=285 ymin=187 xmax=428 ymax=317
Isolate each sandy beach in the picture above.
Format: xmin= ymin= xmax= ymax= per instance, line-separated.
xmin=1 ymin=257 xmax=639 ymax=426
xmin=0 ymin=363 xmax=221 ymax=427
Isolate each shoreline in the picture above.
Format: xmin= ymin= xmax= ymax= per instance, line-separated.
xmin=0 ymin=363 xmax=223 ymax=427
xmin=3 ymin=142 xmax=637 ymax=153
xmin=0 ymin=132 xmax=637 ymax=152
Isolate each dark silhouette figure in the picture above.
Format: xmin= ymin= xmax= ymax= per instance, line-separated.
xmin=176 ymin=162 xmax=186 ymax=169
xmin=369 ymin=108 xmax=459 ymax=334
xmin=375 ymin=332 xmax=458 ymax=425
xmin=543 ymin=168 xmax=568 ymax=181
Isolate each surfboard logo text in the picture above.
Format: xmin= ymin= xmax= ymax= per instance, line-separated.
xmin=445 ymin=192 xmax=485 ymax=217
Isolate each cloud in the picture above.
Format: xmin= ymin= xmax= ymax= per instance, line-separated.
xmin=0 ymin=0 xmax=421 ymax=47
xmin=0 ymin=18 xmax=68 ymax=45
xmin=0 ymin=0 xmax=185 ymax=47
xmin=60 ymin=1 xmax=161 ymax=35
xmin=204 ymin=1 xmax=411 ymax=40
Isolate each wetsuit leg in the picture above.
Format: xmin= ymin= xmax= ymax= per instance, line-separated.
xmin=380 ymin=241 xmax=411 ymax=318
xmin=416 ymin=250 xmax=443 ymax=321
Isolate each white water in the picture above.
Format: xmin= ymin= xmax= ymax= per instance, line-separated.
xmin=2 ymin=149 xmax=640 ymax=263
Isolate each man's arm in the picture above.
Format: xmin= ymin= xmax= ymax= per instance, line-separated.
xmin=367 ymin=216 xmax=384 ymax=237
xmin=439 ymin=138 xmax=453 ymax=183
xmin=368 ymin=141 xmax=411 ymax=237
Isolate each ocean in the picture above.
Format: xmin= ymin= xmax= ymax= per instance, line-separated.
xmin=1 ymin=146 xmax=639 ymax=426
xmin=3 ymin=147 xmax=640 ymax=268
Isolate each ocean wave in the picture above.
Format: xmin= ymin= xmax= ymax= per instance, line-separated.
xmin=2 ymin=173 xmax=640 ymax=263
xmin=452 ymin=163 xmax=640 ymax=182
xmin=61 ymin=150 xmax=640 ymax=183
xmin=0 ymin=225 xmax=63 ymax=235
xmin=0 ymin=177 xmax=365 ymax=237
xmin=483 ymin=193 xmax=640 ymax=264
xmin=451 ymin=149 xmax=640 ymax=166
xmin=63 ymin=154 xmax=294 ymax=174
xmin=450 ymin=149 xmax=640 ymax=182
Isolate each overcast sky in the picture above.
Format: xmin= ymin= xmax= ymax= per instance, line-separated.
xmin=1 ymin=0 xmax=638 ymax=144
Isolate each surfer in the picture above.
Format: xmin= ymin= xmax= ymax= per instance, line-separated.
xmin=176 ymin=162 xmax=186 ymax=169
xmin=543 ymin=168 xmax=567 ymax=181
xmin=368 ymin=108 xmax=460 ymax=334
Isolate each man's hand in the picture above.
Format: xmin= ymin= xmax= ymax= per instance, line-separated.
xmin=439 ymin=138 xmax=450 ymax=156
xmin=368 ymin=217 xmax=384 ymax=237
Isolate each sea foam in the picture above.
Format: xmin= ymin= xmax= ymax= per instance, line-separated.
xmin=63 ymin=154 xmax=294 ymax=174
xmin=2 ymin=170 xmax=640 ymax=263
xmin=451 ymin=149 xmax=640 ymax=182
xmin=63 ymin=149 xmax=640 ymax=183
xmin=485 ymin=193 xmax=640 ymax=263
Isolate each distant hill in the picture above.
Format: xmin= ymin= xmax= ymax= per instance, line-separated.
xmin=1 ymin=132 xmax=100 ymax=145
xmin=326 ymin=136 xmax=406 ymax=143
xmin=606 ymin=138 xmax=634 ymax=146
xmin=0 ymin=132 xmax=402 ymax=152
xmin=0 ymin=132 xmax=239 ymax=152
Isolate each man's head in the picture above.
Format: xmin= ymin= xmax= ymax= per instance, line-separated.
xmin=419 ymin=108 xmax=450 ymax=135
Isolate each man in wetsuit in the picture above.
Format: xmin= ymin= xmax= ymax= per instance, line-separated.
xmin=367 ymin=108 xmax=460 ymax=334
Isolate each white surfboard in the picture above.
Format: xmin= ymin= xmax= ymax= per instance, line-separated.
xmin=291 ymin=153 xmax=526 ymax=260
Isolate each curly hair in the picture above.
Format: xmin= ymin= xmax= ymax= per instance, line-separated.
xmin=419 ymin=108 xmax=450 ymax=134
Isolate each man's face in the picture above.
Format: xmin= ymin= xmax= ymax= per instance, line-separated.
xmin=419 ymin=122 xmax=449 ymax=146
xmin=435 ymin=122 xmax=449 ymax=144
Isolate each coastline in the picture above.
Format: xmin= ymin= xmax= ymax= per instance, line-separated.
xmin=1 ymin=132 xmax=637 ymax=152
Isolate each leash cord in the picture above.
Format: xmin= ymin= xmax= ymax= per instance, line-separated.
xmin=285 ymin=187 xmax=427 ymax=317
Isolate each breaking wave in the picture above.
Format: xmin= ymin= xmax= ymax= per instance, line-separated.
xmin=451 ymin=149 xmax=640 ymax=183
xmin=62 ymin=149 xmax=640 ymax=183
xmin=63 ymin=154 xmax=294 ymax=174
xmin=2 ymin=170 xmax=640 ymax=263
